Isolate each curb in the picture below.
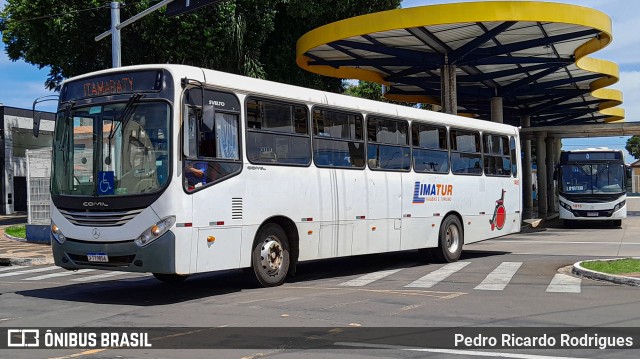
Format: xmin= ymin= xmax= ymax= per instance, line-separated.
xmin=572 ymin=258 xmax=640 ymax=287
xmin=1 ymin=234 xmax=54 ymax=267
xmin=0 ymin=256 xmax=55 ymax=266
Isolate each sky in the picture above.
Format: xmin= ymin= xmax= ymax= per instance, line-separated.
xmin=1 ymin=0 xmax=639 ymax=162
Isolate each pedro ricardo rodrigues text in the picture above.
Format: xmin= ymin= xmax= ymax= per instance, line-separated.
xmin=455 ymin=333 xmax=633 ymax=349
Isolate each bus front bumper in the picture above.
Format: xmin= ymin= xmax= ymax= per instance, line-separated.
xmin=52 ymin=230 xmax=177 ymax=274
xmin=558 ymin=202 xmax=627 ymax=221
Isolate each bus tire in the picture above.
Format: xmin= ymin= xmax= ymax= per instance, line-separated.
xmin=612 ymin=219 xmax=622 ymax=227
xmin=433 ymin=215 xmax=463 ymax=263
xmin=251 ymin=223 xmax=290 ymax=287
xmin=153 ymin=273 xmax=189 ymax=283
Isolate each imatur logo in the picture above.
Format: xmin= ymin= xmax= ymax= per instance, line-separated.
xmin=412 ymin=181 xmax=453 ymax=204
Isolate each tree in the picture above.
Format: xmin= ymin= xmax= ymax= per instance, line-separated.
xmin=261 ymin=0 xmax=401 ymax=93
xmin=626 ymin=136 xmax=640 ymax=159
xmin=344 ymin=80 xmax=435 ymax=109
xmin=1 ymin=0 xmax=400 ymax=91
xmin=1 ymin=0 xmax=279 ymax=90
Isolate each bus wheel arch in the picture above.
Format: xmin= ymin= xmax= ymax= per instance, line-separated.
xmin=434 ymin=212 xmax=464 ymax=263
xmin=251 ymin=216 xmax=299 ymax=287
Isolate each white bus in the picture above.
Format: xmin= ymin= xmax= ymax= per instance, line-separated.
xmin=47 ymin=65 xmax=522 ymax=287
xmin=557 ymin=148 xmax=627 ymax=227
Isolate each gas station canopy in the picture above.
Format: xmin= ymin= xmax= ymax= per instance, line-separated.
xmin=296 ymin=1 xmax=624 ymax=128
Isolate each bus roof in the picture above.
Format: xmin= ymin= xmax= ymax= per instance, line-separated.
xmin=62 ymin=64 xmax=519 ymax=135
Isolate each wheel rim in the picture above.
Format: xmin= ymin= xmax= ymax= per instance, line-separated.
xmin=445 ymin=223 xmax=460 ymax=254
xmin=260 ymin=237 xmax=283 ymax=275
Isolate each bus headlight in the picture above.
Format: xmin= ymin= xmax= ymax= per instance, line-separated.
xmin=135 ymin=216 xmax=176 ymax=247
xmin=559 ymin=201 xmax=572 ymax=211
xmin=51 ymin=222 xmax=66 ymax=244
xmin=613 ymin=200 xmax=626 ymax=212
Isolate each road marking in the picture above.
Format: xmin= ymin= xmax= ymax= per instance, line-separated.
xmin=70 ymin=271 xmax=129 ymax=282
xmin=489 ymin=240 xmax=640 ymax=245
xmin=119 ymin=275 xmax=153 ymax=282
xmin=0 ymin=266 xmax=59 ymax=278
xmin=23 ymin=269 xmax=95 ymax=281
xmin=546 ymin=273 xmax=581 ymax=293
xmin=0 ymin=265 xmax=26 ymax=272
xmin=474 ymin=262 xmax=523 ymax=291
xmin=405 ymin=347 xmax=587 ymax=358
xmin=288 ymin=286 xmax=466 ymax=299
xmin=339 ymin=268 xmax=403 ymax=287
xmin=405 ymin=262 xmax=470 ymax=288
xmin=48 ymin=349 xmax=108 ymax=359
xmin=335 ymin=342 xmax=588 ymax=358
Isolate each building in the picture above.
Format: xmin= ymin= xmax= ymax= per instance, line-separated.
xmin=0 ymin=104 xmax=55 ymax=214
xmin=631 ymin=159 xmax=640 ymax=194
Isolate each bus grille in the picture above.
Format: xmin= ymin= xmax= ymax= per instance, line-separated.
xmin=58 ymin=208 xmax=144 ymax=227
xmin=67 ymin=253 xmax=135 ymax=267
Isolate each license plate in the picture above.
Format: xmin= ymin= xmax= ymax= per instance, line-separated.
xmin=86 ymin=252 xmax=109 ymax=262
xmin=586 ymin=212 xmax=599 ymax=217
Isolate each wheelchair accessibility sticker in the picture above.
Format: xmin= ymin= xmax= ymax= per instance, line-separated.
xmin=97 ymin=171 xmax=115 ymax=195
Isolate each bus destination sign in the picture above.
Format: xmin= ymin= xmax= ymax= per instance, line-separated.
xmin=61 ymin=70 xmax=163 ymax=102
xmin=84 ymin=77 xmax=134 ymax=97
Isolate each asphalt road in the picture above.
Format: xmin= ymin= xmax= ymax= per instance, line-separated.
xmin=1 ymin=199 xmax=640 ymax=359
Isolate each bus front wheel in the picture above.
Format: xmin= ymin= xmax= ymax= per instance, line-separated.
xmin=251 ymin=223 xmax=290 ymax=287
xmin=433 ymin=215 xmax=464 ymax=263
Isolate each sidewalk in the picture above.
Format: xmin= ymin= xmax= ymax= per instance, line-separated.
xmin=0 ymin=213 xmax=54 ymax=266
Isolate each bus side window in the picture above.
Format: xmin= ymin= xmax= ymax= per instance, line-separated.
xmin=312 ymin=108 xmax=365 ymax=169
xmin=366 ymin=116 xmax=410 ymax=171
xmin=412 ymin=123 xmax=449 ymax=174
xmin=483 ymin=133 xmax=511 ymax=177
xmin=451 ymin=129 xmax=482 ymax=175
xmin=246 ymin=98 xmax=311 ymax=166
xmin=183 ymin=89 xmax=242 ymax=193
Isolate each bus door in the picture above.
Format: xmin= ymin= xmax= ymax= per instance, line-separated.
xmin=349 ymin=170 xmax=402 ymax=255
xmin=317 ymin=169 xmax=341 ymax=258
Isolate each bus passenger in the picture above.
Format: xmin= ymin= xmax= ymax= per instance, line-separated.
xmin=185 ymin=161 xmax=207 ymax=190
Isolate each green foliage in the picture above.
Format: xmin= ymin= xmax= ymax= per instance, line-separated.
xmin=5 ymin=224 xmax=26 ymax=239
xmin=1 ymin=0 xmax=400 ymax=92
xmin=581 ymin=258 xmax=640 ymax=275
xmin=344 ymin=80 xmax=433 ymax=109
xmin=626 ymin=136 xmax=640 ymax=160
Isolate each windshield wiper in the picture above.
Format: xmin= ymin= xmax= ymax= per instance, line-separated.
xmin=105 ymin=93 xmax=143 ymax=165
xmin=108 ymin=93 xmax=143 ymax=141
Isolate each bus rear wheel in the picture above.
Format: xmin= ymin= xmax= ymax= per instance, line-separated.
xmin=152 ymin=273 xmax=189 ymax=283
xmin=251 ymin=223 xmax=290 ymax=287
xmin=432 ymin=215 xmax=464 ymax=263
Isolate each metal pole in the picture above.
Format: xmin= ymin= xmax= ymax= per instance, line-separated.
xmin=111 ymin=1 xmax=122 ymax=68
xmin=96 ymin=0 xmax=174 ymax=42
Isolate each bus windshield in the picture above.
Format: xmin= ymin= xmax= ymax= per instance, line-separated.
xmin=51 ymin=101 xmax=170 ymax=197
xmin=560 ymin=163 xmax=624 ymax=194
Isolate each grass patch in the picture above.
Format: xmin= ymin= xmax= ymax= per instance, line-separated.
xmin=5 ymin=224 xmax=27 ymax=239
xmin=581 ymin=258 xmax=640 ymax=275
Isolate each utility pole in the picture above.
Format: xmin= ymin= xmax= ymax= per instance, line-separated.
xmin=96 ymin=0 xmax=176 ymax=68
xmin=110 ymin=2 xmax=121 ymax=68
xmin=96 ymin=0 xmax=221 ymax=68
